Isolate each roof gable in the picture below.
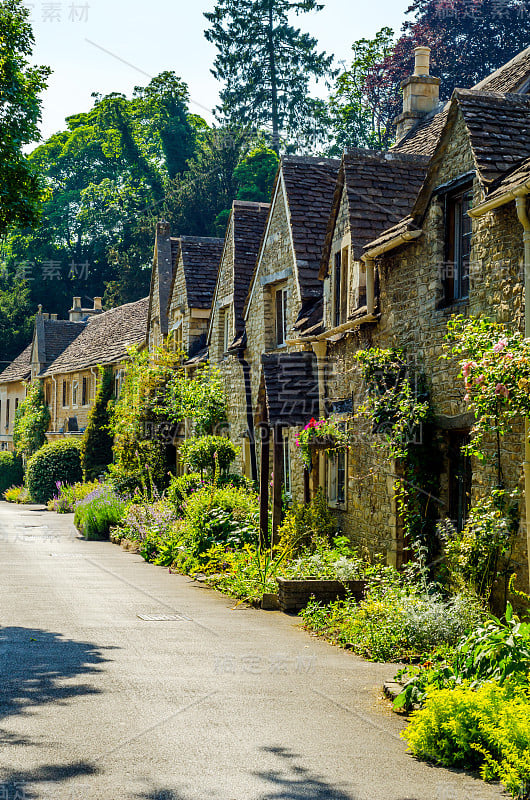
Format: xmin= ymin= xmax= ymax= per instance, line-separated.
xmin=320 ymin=149 xmax=429 ymax=274
xmin=176 ymin=237 xmax=224 ymax=311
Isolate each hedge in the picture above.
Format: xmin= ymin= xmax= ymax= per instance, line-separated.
xmin=0 ymin=451 xmax=24 ymax=496
xmin=26 ymin=439 xmax=83 ymax=503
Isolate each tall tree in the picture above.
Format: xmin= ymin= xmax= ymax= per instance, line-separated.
xmin=368 ymin=0 xmax=530 ymax=140
xmin=0 ymin=0 xmax=50 ymax=235
xmin=204 ymin=0 xmax=334 ymax=153
xmin=326 ymin=27 xmax=395 ymax=153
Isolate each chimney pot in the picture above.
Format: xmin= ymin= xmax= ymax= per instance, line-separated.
xmin=93 ymin=297 xmax=102 ymax=311
xmin=73 ymin=296 xmax=81 ymax=308
xmin=50 ymin=313 xmax=58 ymax=320
xmin=394 ymin=45 xmax=440 ymax=143
xmin=414 ymin=46 xmax=431 ymax=76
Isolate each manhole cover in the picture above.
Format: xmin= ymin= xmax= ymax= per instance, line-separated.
xmin=137 ymin=613 xmax=185 ymax=622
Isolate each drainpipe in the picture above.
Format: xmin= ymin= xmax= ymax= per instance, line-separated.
xmin=515 ymin=191 xmax=530 ymax=588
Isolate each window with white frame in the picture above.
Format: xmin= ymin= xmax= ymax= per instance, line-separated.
xmin=72 ymin=379 xmax=79 ymax=407
xmin=327 ymin=448 xmax=347 ymax=509
xmin=114 ymin=369 xmax=124 ymax=398
xmin=275 ymin=284 xmax=288 ymax=347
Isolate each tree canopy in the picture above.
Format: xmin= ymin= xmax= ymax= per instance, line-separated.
xmin=0 ymin=0 xmax=50 ymax=236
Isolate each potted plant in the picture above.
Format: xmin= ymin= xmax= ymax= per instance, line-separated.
xmin=295 ymin=418 xmax=347 ymax=470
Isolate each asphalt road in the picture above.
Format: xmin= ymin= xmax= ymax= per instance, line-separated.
xmin=0 ymin=501 xmax=505 ymax=800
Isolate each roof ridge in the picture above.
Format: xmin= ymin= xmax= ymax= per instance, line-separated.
xmin=473 ymin=46 xmax=530 ymax=91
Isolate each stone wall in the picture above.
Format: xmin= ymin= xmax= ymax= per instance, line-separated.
xmin=0 ymin=381 xmax=26 ymax=450
xmin=167 ymin=253 xmax=210 ymax=357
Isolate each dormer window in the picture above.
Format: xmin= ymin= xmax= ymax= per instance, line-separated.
xmin=274 ymin=284 xmax=288 ymax=347
xmin=444 ymin=185 xmax=473 ymax=303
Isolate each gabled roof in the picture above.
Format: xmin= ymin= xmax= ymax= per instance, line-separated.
xmin=208 ymin=200 xmax=270 ymax=345
xmin=41 ymin=297 xmax=148 ymax=376
xmin=0 ymin=343 xmax=32 ymax=384
xmin=319 ymin=149 xmax=429 ymax=275
xmin=282 ymin=156 xmax=341 ymax=298
xmin=393 ymin=46 xmax=530 ymax=158
xmin=169 ymin=236 xmax=224 ymax=312
xmin=455 ymin=90 xmax=530 ymax=184
xmin=366 ymin=88 xmax=530 ymax=254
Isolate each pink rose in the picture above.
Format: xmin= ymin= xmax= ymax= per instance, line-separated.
xmin=464 ymin=393 xmax=470 ymax=403
xmin=493 ymin=339 xmax=508 ymax=353
xmin=495 ymin=383 xmax=510 ymax=398
xmin=477 ymin=374 xmax=485 ymax=385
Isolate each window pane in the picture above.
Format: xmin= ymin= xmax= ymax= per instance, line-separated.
xmin=334 ymin=252 xmax=341 ymax=326
xmin=276 ymin=289 xmax=284 ymax=346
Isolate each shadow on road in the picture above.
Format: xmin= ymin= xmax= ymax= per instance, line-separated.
xmin=0 ymin=626 xmax=113 ymax=733
xmin=0 ymin=761 xmax=99 ymax=798
xmin=254 ymin=745 xmax=358 ymax=799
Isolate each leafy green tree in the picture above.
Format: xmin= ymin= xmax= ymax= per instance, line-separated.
xmin=326 ymin=27 xmax=395 ymax=153
xmin=3 ymin=72 xmax=198 ymax=315
xmin=81 ymin=366 xmax=114 ymax=480
xmin=0 ymin=268 xmax=33 ymax=361
xmin=204 ymin=0 xmax=334 ymax=152
xmin=13 ymin=380 xmax=50 ymax=460
xmin=213 ymin=144 xmax=279 ymax=236
xmin=0 ymin=0 xmax=50 ymax=235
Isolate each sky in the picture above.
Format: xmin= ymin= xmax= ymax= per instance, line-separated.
xmin=27 ymin=0 xmax=409 ymax=142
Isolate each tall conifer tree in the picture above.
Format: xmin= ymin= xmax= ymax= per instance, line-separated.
xmin=204 ymin=0 xmax=334 ymax=152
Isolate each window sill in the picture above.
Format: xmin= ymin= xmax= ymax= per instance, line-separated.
xmin=328 ymin=501 xmax=347 ymax=512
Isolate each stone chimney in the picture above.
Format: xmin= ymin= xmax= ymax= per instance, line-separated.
xmin=93 ymin=297 xmax=102 ymax=311
xmin=50 ymin=313 xmax=58 ymax=320
xmin=394 ymin=46 xmax=440 ymax=143
xmin=69 ymin=296 xmax=83 ymax=322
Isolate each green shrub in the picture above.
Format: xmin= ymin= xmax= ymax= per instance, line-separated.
xmin=74 ymin=484 xmax=126 ymax=539
xmin=26 ymin=439 xmax=83 ymax=503
xmin=183 ymin=484 xmax=259 ymax=554
xmin=0 ymin=451 xmax=23 ymax=495
xmin=403 ymin=681 xmax=530 ymax=798
xmin=278 ymin=489 xmax=337 ymax=556
xmin=167 ymin=473 xmax=205 ymax=514
xmin=179 ymin=436 xmax=238 ymax=478
xmin=81 ymin=366 xmax=114 ymax=481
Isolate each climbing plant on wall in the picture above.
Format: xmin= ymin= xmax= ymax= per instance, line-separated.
xmin=13 ymin=380 xmax=50 ymax=460
xmin=354 ymin=348 xmax=439 ymax=570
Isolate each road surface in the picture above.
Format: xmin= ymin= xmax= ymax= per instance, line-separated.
xmin=0 ymin=502 xmax=504 ymax=800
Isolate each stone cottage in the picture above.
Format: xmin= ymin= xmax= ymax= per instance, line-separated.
xmin=0 ymin=296 xmax=148 ymax=449
xmin=40 ymin=297 xmax=149 ymax=440
xmin=207 ymin=200 xmax=270 ymax=481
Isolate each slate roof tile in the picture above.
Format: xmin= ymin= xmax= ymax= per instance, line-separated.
xmin=281 ymin=156 xmax=341 ymax=299
xmin=261 ymin=351 xmax=320 ymax=427
xmin=41 ymin=297 xmax=148 ymax=376
xmin=232 ymin=201 xmax=270 ymax=330
xmin=0 ymin=343 xmax=32 ymax=384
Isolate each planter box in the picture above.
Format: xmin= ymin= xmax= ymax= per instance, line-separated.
xmin=276 ymin=577 xmax=366 ymax=613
